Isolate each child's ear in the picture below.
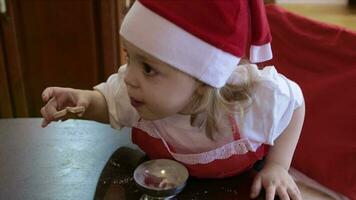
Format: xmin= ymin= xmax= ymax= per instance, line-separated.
xmin=196 ymin=83 xmax=207 ymax=96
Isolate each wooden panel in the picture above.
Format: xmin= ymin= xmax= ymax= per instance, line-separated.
xmin=118 ymin=0 xmax=134 ymax=65
xmin=98 ymin=0 xmax=120 ymax=78
xmin=350 ymin=0 xmax=356 ymax=6
xmin=0 ymin=0 xmax=29 ymax=117
xmin=3 ymin=0 xmax=119 ymax=117
xmin=0 ymin=31 xmax=13 ymax=118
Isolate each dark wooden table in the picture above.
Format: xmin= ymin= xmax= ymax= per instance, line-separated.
xmin=0 ymin=118 xmax=266 ymax=200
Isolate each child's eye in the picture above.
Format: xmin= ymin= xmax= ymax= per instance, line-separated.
xmin=143 ymin=63 xmax=157 ymax=76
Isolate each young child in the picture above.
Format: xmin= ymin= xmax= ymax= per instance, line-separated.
xmin=41 ymin=1 xmax=305 ymax=199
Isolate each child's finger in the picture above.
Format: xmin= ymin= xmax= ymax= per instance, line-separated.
xmin=265 ymin=185 xmax=277 ymax=200
xmin=45 ymin=98 xmax=59 ymax=116
xmin=41 ymin=106 xmax=53 ymax=127
xmin=250 ymin=175 xmax=262 ymax=198
xmin=276 ymin=187 xmax=289 ymax=200
xmin=40 ymin=98 xmax=60 ymax=127
xmin=41 ymin=108 xmax=58 ymax=127
xmin=287 ymin=187 xmax=302 ymax=200
xmin=42 ymin=87 xmax=55 ymax=102
xmin=41 ymin=119 xmax=49 ymax=128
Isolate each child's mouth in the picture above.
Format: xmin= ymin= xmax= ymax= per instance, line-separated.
xmin=130 ymin=97 xmax=144 ymax=108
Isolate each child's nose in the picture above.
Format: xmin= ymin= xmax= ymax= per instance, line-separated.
xmin=124 ymin=66 xmax=139 ymax=88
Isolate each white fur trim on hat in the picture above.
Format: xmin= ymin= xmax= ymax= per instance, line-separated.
xmin=250 ymin=43 xmax=273 ymax=63
xmin=119 ymin=1 xmax=240 ymax=88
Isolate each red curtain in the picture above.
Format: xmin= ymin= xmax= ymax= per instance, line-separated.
xmin=264 ymin=5 xmax=356 ymax=199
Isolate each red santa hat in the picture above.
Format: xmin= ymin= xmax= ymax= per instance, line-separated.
xmin=120 ymin=0 xmax=272 ymax=88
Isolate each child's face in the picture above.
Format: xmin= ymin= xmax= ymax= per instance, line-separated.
xmin=123 ymin=39 xmax=200 ymax=120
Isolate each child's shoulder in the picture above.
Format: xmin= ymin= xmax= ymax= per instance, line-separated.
xmin=233 ymin=65 xmax=304 ymax=145
xmin=255 ymin=66 xmax=292 ymax=97
xmin=238 ymin=64 xmax=303 ymax=104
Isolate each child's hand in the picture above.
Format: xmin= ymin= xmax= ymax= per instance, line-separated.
xmin=40 ymin=87 xmax=90 ymax=127
xmin=250 ymin=162 xmax=301 ymax=200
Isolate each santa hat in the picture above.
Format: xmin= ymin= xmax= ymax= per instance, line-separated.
xmin=120 ymin=0 xmax=272 ymax=88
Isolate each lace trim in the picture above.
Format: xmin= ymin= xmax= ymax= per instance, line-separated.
xmin=135 ymin=121 xmax=256 ymax=165
xmin=170 ymin=138 xmax=255 ymax=165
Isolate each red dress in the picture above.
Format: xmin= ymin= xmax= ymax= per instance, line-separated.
xmin=131 ymin=116 xmax=269 ymax=178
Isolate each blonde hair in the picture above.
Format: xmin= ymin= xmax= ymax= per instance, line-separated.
xmin=189 ymin=61 xmax=257 ymax=140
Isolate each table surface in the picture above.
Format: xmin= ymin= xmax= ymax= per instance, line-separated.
xmin=0 ymin=118 xmax=135 ymax=200
xmin=0 ymin=118 xmax=266 ymax=200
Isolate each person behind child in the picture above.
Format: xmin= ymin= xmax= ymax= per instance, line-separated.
xmin=40 ymin=1 xmax=305 ymax=199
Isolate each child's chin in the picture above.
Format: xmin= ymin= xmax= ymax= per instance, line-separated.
xmin=139 ymin=113 xmax=169 ymax=121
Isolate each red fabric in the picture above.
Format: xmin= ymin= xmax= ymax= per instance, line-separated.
xmin=249 ymin=0 xmax=272 ymax=45
xmin=264 ymin=5 xmax=356 ymax=199
xmin=139 ymin=0 xmax=271 ymax=60
xmin=131 ymin=127 xmax=268 ymax=179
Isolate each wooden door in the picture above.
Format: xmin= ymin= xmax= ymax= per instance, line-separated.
xmin=0 ymin=0 xmax=121 ymax=117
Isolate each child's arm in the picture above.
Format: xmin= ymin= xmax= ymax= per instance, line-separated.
xmin=250 ymin=103 xmax=305 ymax=200
xmin=265 ymin=103 xmax=305 ymax=171
xmin=41 ymin=87 xmax=109 ymax=127
xmin=81 ymin=90 xmax=109 ymax=123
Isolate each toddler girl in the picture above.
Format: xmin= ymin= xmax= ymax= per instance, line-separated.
xmin=41 ymin=1 xmax=305 ymax=199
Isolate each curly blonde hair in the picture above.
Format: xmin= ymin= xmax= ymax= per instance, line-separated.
xmin=189 ymin=62 xmax=258 ymax=140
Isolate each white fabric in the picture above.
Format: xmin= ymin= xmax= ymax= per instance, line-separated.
xmin=120 ymin=1 xmax=243 ymax=88
xmin=135 ymin=115 xmax=235 ymax=154
xmin=250 ymin=43 xmax=273 ymax=63
xmin=231 ymin=64 xmax=304 ymax=147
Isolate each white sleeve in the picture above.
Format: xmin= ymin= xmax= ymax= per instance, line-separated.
xmin=93 ymin=65 xmax=140 ymax=129
xmin=237 ymin=65 xmax=304 ymax=146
